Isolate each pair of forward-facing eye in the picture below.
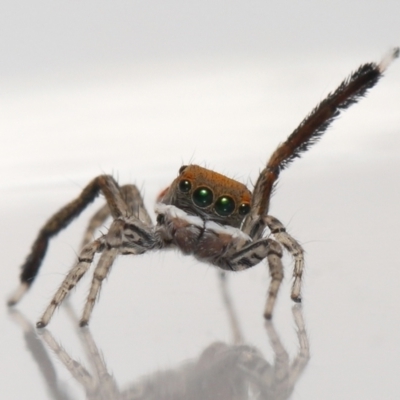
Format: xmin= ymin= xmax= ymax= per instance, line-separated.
xmin=178 ymin=180 xmax=250 ymax=217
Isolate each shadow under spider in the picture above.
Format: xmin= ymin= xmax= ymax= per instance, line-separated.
xmin=9 ymin=273 xmax=310 ymax=400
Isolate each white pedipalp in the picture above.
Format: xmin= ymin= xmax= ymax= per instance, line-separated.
xmin=205 ymin=221 xmax=252 ymax=242
xmin=155 ymin=203 xmax=204 ymax=227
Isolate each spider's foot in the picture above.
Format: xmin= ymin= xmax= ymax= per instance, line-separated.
xmin=7 ymin=283 xmax=29 ymax=307
xmin=291 ymin=277 xmax=302 ymax=302
xmin=378 ymin=47 xmax=400 ymax=73
xmin=7 ymin=299 xmax=17 ymax=307
xmin=36 ymin=320 xmax=47 ymax=329
xmin=263 ymin=296 xmax=276 ymax=320
xmin=291 ymin=294 xmax=302 ymax=303
xmin=263 ymin=311 xmax=273 ymax=320
xmin=79 ymin=319 xmax=89 ymax=328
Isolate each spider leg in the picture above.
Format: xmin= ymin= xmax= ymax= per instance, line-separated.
xmin=79 ymin=219 xmax=126 ymax=327
xmin=120 ymin=184 xmax=153 ymax=226
xmin=242 ymin=48 xmax=399 ymax=233
xmin=225 ymin=238 xmax=284 ymax=319
xmin=263 ymin=239 xmax=284 ymax=319
xmin=78 ymin=203 xmax=110 ymax=252
xmin=38 ymin=208 xmax=158 ymax=328
xmin=265 ymin=215 xmax=304 ymax=302
xmin=37 ymin=237 xmax=106 ymax=328
xmin=8 ymin=175 xmax=130 ymax=306
xmin=240 ymin=214 xmax=304 ymax=302
xmin=238 ymin=49 xmax=399 ymax=314
xmin=76 ymin=184 xmax=152 ymax=255
xmin=72 ymin=184 xmax=152 ymax=326
xmin=77 ymin=212 xmax=159 ymax=326
xmin=67 ymin=184 xmax=152 ymax=313
xmin=80 ymin=247 xmax=118 ymax=326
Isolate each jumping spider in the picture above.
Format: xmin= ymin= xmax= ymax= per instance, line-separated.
xmin=8 ymin=48 xmax=399 ymax=327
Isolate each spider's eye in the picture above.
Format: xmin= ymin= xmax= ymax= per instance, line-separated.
xmin=238 ymin=203 xmax=251 ymax=216
xmin=215 ymin=196 xmax=235 ymax=216
xmin=179 ymin=180 xmax=192 ymax=193
xmin=192 ymin=187 xmax=213 ymax=208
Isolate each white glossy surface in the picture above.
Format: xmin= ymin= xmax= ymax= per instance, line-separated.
xmin=1 ymin=2 xmax=400 ymax=399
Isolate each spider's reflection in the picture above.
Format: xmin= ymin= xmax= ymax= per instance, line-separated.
xmin=11 ymin=274 xmax=309 ymax=400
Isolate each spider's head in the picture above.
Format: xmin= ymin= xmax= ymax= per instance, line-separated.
xmin=157 ymin=165 xmax=252 ymax=228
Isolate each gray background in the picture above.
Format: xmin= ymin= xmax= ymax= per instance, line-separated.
xmin=1 ymin=1 xmax=400 ymax=399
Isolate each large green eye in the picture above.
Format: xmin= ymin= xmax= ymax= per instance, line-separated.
xmin=215 ymin=196 xmax=235 ymax=216
xmin=179 ymin=180 xmax=192 ymax=192
xmin=238 ymin=203 xmax=251 ymax=216
xmin=192 ymin=187 xmax=213 ymax=208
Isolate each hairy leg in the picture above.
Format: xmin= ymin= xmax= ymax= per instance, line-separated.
xmin=76 ymin=184 xmax=152 ymax=255
xmin=80 ymin=248 xmax=118 ymax=326
xmin=8 ymin=175 xmax=129 ymax=306
xmin=37 ymin=237 xmax=106 ymax=328
xmin=265 ymin=215 xmax=304 ymax=302
xmin=223 ymin=237 xmax=284 ymax=319
xmin=78 ymin=204 xmax=110 ymax=252
xmin=243 ymin=48 xmax=399 ymax=232
xmin=263 ymin=239 xmax=284 ymax=319
xmin=37 ymin=211 xmax=159 ymax=328
xmin=120 ymin=184 xmax=152 ymax=226
xmin=78 ymin=219 xmax=125 ymax=326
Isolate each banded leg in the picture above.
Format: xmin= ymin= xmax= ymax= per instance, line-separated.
xmin=120 ymin=184 xmax=152 ymax=226
xmin=37 ymin=237 xmax=106 ymax=328
xmin=80 ymin=214 xmax=157 ymax=327
xmin=8 ymin=175 xmax=129 ymax=306
xmin=226 ymin=238 xmax=284 ymax=319
xmin=263 ymin=239 xmax=284 ymax=319
xmin=80 ymin=248 xmax=118 ymax=326
xmin=265 ymin=215 xmax=304 ymax=302
xmin=78 ymin=204 xmax=110 ymax=252
xmin=76 ymin=184 xmax=152 ymax=255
